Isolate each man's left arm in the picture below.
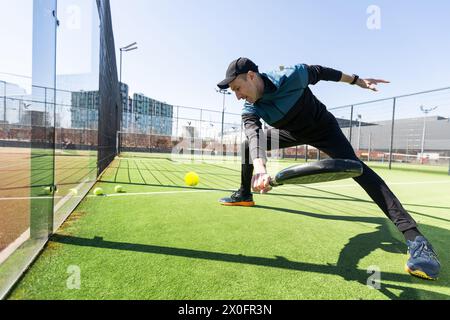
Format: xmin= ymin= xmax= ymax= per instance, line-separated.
xmin=339 ymin=73 xmax=390 ymax=92
xmin=306 ymin=64 xmax=390 ymax=91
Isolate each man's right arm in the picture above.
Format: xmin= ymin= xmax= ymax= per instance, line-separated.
xmin=242 ymin=113 xmax=267 ymax=173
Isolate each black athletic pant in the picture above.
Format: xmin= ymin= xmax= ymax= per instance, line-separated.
xmin=240 ymin=111 xmax=418 ymax=233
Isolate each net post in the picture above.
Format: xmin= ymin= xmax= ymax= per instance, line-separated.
xmin=116 ymin=130 xmax=120 ymax=156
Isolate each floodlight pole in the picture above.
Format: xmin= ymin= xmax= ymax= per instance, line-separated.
xmin=119 ymin=42 xmax=137 ymax=85
xmin=216 ymin=89 xmax=231 ymax=150
xmin=118 ymin=42 xmax=137 ymax=155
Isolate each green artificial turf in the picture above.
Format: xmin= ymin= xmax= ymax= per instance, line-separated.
xmin=8 ymin=155 xmax=450 ymax=300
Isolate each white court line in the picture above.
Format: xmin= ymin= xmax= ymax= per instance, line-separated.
xmin=0 ymin=228 xmax=30 ymax=265
xmin=1 ymin=180 xmax=449 ymax=201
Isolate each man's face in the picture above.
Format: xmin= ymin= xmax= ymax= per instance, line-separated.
xmin=229 ymin=73 xmax=259 ymax=104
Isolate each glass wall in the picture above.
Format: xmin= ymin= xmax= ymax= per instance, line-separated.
xmin=0 ymin=0 xmax=100 ymax=299
xmin=53 ymin=0 xmax=99 ymax=228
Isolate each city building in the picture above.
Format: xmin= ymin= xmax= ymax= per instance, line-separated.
xmin=70 ymin=90 xmax=100 ymax=129
xmin=125 ymin=93 xmax=173 ymax=136
xmin=1 ymin=81 xmax=28 ymax=125
xmin=339 ymin=115 xmax=450 ymax=156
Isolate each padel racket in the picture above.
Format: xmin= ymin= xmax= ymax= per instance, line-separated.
xmin=270 ymin=159 xmax=363 ymax=186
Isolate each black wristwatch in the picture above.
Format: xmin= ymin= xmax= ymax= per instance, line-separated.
xmin=351 ymin=74 xmax=359 ymax=85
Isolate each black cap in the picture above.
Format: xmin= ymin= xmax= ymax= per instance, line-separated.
xmin=217 ymin=57 xmax=259 ymax=89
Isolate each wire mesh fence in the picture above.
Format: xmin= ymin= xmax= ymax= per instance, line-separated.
xmin=118 ymin=87 xmax=450 ymax=174
xmin=118 ymin=95 xmax=243 ymax=162
xmin=327 ymin=87 xmax=450 ymax=171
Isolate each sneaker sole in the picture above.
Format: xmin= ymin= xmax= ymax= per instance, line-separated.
xmin=220 ymin=201 xmax=255 ymax=207
xmin=405 ymin=265 xmax=437 ymax=280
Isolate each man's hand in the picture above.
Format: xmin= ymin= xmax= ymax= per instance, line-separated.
xmin=251 ymin=158 xmax=272 ymax=194
xmin=251 ymin=173 xmax=272 ymax=194
xmin=356 ymin=78 xmax=390 ymax=92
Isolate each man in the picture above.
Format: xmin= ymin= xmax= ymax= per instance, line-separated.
xmin=217 ymin=57 xmax=440 ymax=280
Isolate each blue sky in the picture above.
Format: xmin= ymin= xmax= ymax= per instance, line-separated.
xmin=110 ymin=0 xmax=450 ymax=115
xmin=1 ymin=1 xmax=449 ymax=117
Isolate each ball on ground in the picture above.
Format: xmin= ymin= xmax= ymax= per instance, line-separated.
xmin=114 ymin=185 xmax=124 ymax=193
xmin=43 ymin=186 xmax=53 ymax=195
xmin=69 ymin=188 xmax=78 ymax=196
xmin=93 ymin=187 xmax=104 ymax=196
xmin=184 ymin=172 xmax=199 ymax=187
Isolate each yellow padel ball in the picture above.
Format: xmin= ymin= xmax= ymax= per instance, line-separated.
xmin=184 ymin=172 xmax=199 ymax=187
xmin=93 ymin=187 xmax=104 ymax=196
xmin=43 ymin=186 xmax=53 ymax=195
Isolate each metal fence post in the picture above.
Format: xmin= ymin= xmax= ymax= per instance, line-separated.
xmin=44 ymin=87 xmax=47 ymax=127
xmin=200 ymin=108 xmax=202 ymax=140
xmin=388 ymin=98 xmax=396 ymax=170
xmin=176 ymin=106 xmax=179 ymax=138
xmin=349 ymin=105 xmax=354 ymax=144
xmin=2 ymin=80 xmax=6 ymax=123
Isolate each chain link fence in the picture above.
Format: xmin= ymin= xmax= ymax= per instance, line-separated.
xmin=118 ymin=95 xmax=243 ymax=160
xmin=327 ymin=87 xmax=450 ymax=172
xmin=118 ymin=87 xmax=450 ymax=174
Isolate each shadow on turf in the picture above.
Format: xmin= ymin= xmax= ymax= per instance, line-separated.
xmin=269 ymin=191 xmax=450 ymax=210
xmin=51 ymin=210 xmax=449 ymax=300
xmin=254 ymin=204 xmax=449 ymax=299
xmin=268 ymin=188 xmax=450 ymax=223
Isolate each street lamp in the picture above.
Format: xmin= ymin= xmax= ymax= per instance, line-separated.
xmin=215 ymin=88 xmax=231 ymax=148
xmin=119 ymin=42 xmax=138 ymax=85
xmin=118 ymin=42 xmax=137 ymax=152
xmin=420 ymin=105 xmax=438 ymax=158
xmin=119 ymin=42 xmax=138 ymax=120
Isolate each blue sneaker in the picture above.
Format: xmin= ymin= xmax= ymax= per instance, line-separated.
xmin=405 ymin=236 xmax=440 ymax=280
xmin=219 ymin=189 xmax=255 ymax=207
